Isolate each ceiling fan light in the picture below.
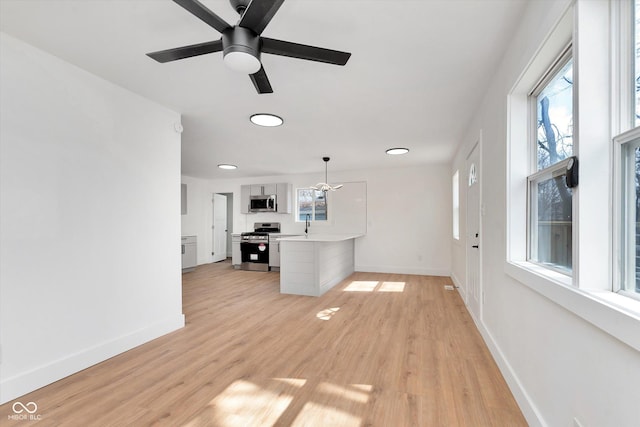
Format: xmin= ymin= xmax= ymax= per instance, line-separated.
xmin=386 ymin=147 xmax=410 ymax=155
xmin=223 ymin=51 xmax=261 ymax=74
xmin=250 ymin=113 xmax=283 ymax=127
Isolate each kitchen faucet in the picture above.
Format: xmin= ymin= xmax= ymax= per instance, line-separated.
xmin=305 ymin=213 xmax=310 ymax=235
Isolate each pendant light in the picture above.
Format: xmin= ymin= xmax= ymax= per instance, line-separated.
xmin=311 ymin=157 xmax=343 ymax=192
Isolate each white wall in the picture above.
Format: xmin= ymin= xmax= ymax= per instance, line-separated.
xmin=182 ymin=163 xmax=452 ymax=276
xmin=450 ymin=1 xmax=640 ymax=426
xmin=0 ymin=33 xmax=185 ymax=404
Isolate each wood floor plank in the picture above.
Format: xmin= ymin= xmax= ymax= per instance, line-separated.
xmin=0 ymin=260 xmax=526 ymax=426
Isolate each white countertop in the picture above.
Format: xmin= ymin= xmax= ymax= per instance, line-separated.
xmin=277 ymin=234 xmax=364 ymax=242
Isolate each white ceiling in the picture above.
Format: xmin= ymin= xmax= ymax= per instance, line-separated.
xmin=0 ymin=0 xmax=527 ymax=179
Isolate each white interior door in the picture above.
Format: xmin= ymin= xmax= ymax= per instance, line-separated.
xmin=466 ymin=143 xmax=482 ymax=322
xmin=212 ymin=194 xmax=228 ymax=263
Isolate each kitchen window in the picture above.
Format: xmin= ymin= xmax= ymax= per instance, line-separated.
xmin=296 ymin=189 xmax=327 ymax=221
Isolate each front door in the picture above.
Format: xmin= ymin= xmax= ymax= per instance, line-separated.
xmin=212 ymin=193 xmax=228 ymax=263
xmin=466 ymin=142 xmax=482 ymax=322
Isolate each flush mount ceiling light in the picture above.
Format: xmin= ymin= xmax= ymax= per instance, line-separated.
xmin=386 ymin=147 xmax=410 ymax=155
xmin=311 ymin=157 xmax=343 ymax=192
xmin=250 ymin=113 xmax=283 ymax=127
xmin=218 ymin=164 xmax=238 ymax=170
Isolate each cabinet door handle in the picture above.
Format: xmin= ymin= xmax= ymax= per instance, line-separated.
xmin=182 ymin=244 xmax=185 ymax=254
xmin=472 ymin=245 xmax=479 ymax=249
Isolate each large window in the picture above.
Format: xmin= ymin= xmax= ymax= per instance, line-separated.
xmin=617 ymin=133 xmax=640 ymax=296
xmin=297 ymin=189 xmax=327 ymax=222
xmin=636 ymin=0 xmax=640 ymax=127
xmin=528 ymin=50 xmax=574 ymax=274
xmin=613 ymin=0 xmax=640 ymax=298
xmin=452 ymin=170 xmax=460 ymax=240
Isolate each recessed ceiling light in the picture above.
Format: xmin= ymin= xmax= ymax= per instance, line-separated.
xmin=250 ymin=113 xmax=283 ymax=127
xmin=386 ymin=148 xmax=409 ymax=155
xmin=218 ymin=164 xmax=237 ymax=170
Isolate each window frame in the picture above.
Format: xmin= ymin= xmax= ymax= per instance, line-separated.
xmin=525 ymin=45 xmax=575 ymax=277
xmin=452 ymin=170 xmax=460 ymax=240
xmin=527 ymin=157 xmax=574 ymax=275
xmin=295 ymin=188 xmax=328 ymax=223
xmin=612 ymin=0 xmax=640 ymax=301
xmin=528 ymin=46 xmax=574 ymax=173
xmin=613 ymin=123 xmax=640 ymax=301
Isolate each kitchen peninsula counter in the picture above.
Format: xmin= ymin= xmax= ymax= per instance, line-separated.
xmin=278 ymin=234 xmax=363 ymax=296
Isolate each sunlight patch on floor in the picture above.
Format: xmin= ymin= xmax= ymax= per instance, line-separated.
xmin=316 ymin=307 xmax=340 ymax=320
xmin=273 ymin=377 xmax=307 ymax=387
xmin=184 ymin=377 xmax=373 ymax=427
xmin=344 ymin=280 xmax=406 ymax=293
xmin=379 ymin=281 xmax=406 ymax=292
xmin=344 ymin=281 xmax=379 ymax=292
xmin=207 ymin=379 xmax=295 ymax=426
xmin=292 ymin=401 xmax=362 ymax=427
xmin=318 ymin=382 xmax=370 ymax=404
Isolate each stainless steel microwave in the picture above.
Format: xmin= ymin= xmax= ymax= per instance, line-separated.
xmin=250 ymin=194 xmax=277 ymax=212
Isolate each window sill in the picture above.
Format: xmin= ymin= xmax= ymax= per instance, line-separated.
xmin=505 ymin=261 xmax=640 ymax=352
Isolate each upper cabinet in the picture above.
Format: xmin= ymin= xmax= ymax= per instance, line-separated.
xmin=240 ymin=185 xmax=251 ymax=214
xmin=240 ymin=183 xmax=291 ymax=214
xmin=276 ymin=183 xmax=292 ymax=214
xmin=250 ymin=184 xmax=277 ymax=196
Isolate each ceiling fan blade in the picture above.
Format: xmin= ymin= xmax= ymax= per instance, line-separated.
xmin=146 ymin=39 xmax=223 ymax=63
xmin=173 ymin=0 xmax=232 ymax=33
xmin=238 ymin=0 xmax=284 ymax=35
xmin=250 ymin=66 xmax=273 ymax=94
xmin=261 ymin=37 xmax=351 ymax=65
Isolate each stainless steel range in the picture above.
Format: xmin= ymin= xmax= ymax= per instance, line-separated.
xmin=240 ymin=222 xmax=281 ymax=271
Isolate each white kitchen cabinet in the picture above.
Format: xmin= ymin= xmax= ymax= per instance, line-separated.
xmin=269 ymin=234 xmax=301 ymax=271
xmin=276 ymin=183 xmax=292 ymax=214
xmin=269 ymin=239 xmax=280 ymax=270
xmin=251 ymin=184 xmax=277 ymax=195
xmin=262 ymin=183 xmax=277 ymax=195
xmin=181 ymin=235 xmax=197 ymax=272
xmin=240 ymin=185 xmax=251 ymax=214
xmin=241 ymin=182 xmax=291 ymax=214
xmin=232 ymin=234 xmax=241 ymax=268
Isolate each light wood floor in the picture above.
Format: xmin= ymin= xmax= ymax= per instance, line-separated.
xmin=1 ymin=261 xmax=526 ymax=426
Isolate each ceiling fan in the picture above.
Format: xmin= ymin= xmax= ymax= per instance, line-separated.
xmin=146 ymin=0 xmax=352 ymax=94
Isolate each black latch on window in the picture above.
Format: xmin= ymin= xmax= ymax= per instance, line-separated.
xmin=565 ymin=156 xmax=578 ymax=188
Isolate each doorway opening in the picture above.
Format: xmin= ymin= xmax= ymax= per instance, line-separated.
xmin=213 ymin=192 xmax=234 ymax=262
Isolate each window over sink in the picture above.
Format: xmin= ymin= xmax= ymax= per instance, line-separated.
xmin=296 ymin=189 xmax=327 ymax=221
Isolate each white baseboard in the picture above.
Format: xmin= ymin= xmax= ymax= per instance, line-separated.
xmin=450 ymin=272 xmax=462 ymax=288
xmin=466 ymin=309 xmax=546 ymax=426
xmin=0 ymin=314 xmax=185 ymax=405
xmin=355 ymin=264 xmax=450 ymax=277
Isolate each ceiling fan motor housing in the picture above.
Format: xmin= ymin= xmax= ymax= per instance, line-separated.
xmin=222 ymin=27 xmax=261 ymax=74
xmin=229 ymin=0 xmax=251 ymax=15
